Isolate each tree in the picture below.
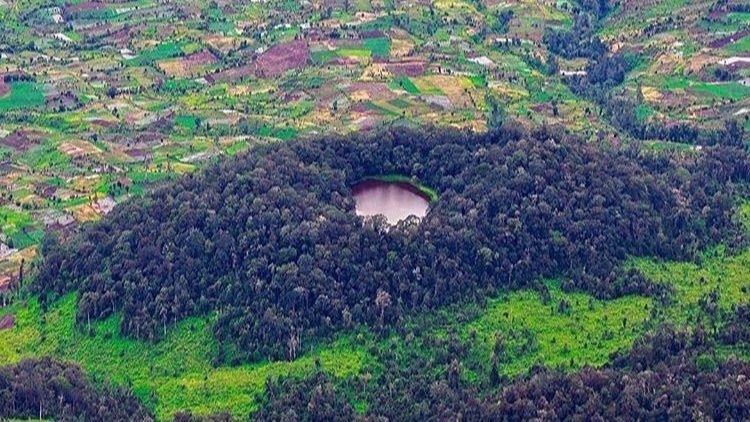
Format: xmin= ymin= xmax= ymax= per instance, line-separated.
xmin=547 ymin=54 xmax=559 ymax=76
xmin=375 ymin=289 xmax=391 ymax=324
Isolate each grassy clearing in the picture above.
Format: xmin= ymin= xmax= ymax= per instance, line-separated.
xmin=0 ymin=294 xmax=368 ymax=420
xmin=692 ymin=81 xmax=750 ymax=100
xmin=461 ymin=281 xmax=651 ymax=380
xmin=225 ymin=139 xmax=250 ymax=155
xmin=740 ymin=202 xmax=750 ymax=232
xmin=631 ymin=247 xmax=750 ymax=325
xmin=367 ymin=278 xmax=654 ymax=388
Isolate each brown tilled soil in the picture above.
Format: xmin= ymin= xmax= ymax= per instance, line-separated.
xmin=183 ymin=50 xmax=218 ymax=66
xmin=0 ymin=81 xmax=10 ymax=97
xmin=256 ymin=40 xmax=310 ymax=78
xmin=65 ymin=1 xmax=106 ymax=14
xmin=0 ymin=313 xmax=15 ymax=331
xmin=710 ymin=29 xmax=750 ymax=49
xmin=1 ymin=130 xmax=39 ymax=152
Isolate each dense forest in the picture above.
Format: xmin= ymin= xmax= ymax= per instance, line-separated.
xmin=33 ymin=126 xmax=749 ymax=361
xmin=0 ymin=357 xmax=151 ymax=422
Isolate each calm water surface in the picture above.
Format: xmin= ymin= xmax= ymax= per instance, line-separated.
xmin=352 ymin=180 xmax=430 ymax=224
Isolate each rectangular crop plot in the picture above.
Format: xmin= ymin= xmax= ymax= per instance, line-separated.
xmin=0 ymin=82 xmax=45 ymax=111
xmin=364 ymin=37 xmax=391 ymax=57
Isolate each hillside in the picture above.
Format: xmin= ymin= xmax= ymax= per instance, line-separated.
xmin=0 ymin=0 xmax=749 ymax=421
xmin=1 ymin=126 xmax=749 ymax=420
xmin=1 ymin=0 xmax=748 ymax=278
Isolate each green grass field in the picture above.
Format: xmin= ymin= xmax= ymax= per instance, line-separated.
xmin=723 ymin=34 xmax=750 ymax=55
xmin=692 ymin=81 xmax=750 ymax=100
xmin=462 ymin=281 xmax=651 ymax=378
xmin=0 ymin=82 xmax=45 ymax=111
xmin=632 ymin=247 xmax=750 ymax=325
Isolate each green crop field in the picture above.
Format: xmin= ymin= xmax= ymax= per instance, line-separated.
xmin=692 ymin=81 xmax=750 ymax=100
xmin=723 ymin=34 xmax=750 ymax=55
xmin=364 ymin=37 xmax=391 ymax=57
xmin=0 ymin=82 xmax=45 ymax=111
xmin=127 ymin=42 xmax=188 ymax=65
xmin=390 ymin=77 xmax=421 ymax=94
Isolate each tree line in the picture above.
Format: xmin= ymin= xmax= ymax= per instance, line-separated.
xmin=0 ymin=356 xmax=152 ymax=422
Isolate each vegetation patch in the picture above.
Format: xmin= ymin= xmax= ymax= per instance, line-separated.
xmin=463 ymin=281 xmax=651 ymax=378
xmin=0 ymin=82 xmax=45 ymax=111
xmin=0 ymin=294 xmax=368 ymax=420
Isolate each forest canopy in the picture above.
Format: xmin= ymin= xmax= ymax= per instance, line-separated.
xmin=33 ymin=126 xmax=749 ymax=362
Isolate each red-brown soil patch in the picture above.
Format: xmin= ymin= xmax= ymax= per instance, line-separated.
xmin=206 ymin=64 xmax=255 ymax=83
xmin=360 ymin=30 xmax=386 ymax=39
xmin=104 ymin=24 xmax=146 ymax=45
xmin=329 ymin=57 xmax=360 ymax=66
xmin=710 ymin=29 xmax=750 ymax=49
xmin=708 ymin=9 xmax=730 ymax=19
xmin=728 ymin=60 xmax=750 ymax=72
xmin=65 ymin=1 xmax=106 ymax=15
xmin=347 ymin=82 xmax=396 ymax=102
xmin=89 ymin=119 xmax=117 ymax=129
xmin=0 ymin=81 xmax=9 ymax=97
xmin=256 ymin=40 xmax=310 ymax=78
xmin=183 ymin=50 xmax=218 ymax=66
xmin=530 ymin=103 xmax=552 ymax=113
xmin=78 ymin=23 xmax=112 ymax=37
xmin=1 ymin=130 xmax=41 ymax=152
xmin=0 ymin=313 xmax=15 ymax=331
xmin=379 ymin=57 xmax=427 ymax=77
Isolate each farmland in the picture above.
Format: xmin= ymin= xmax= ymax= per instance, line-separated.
xmin=0 ymin=0 xmax=620 ymax=273
xmin=0 ymin=1 xmax=745 ymax=272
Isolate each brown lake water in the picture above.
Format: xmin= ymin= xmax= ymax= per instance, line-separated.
xmin=351 ymin=179 xmax=430 ymax=224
